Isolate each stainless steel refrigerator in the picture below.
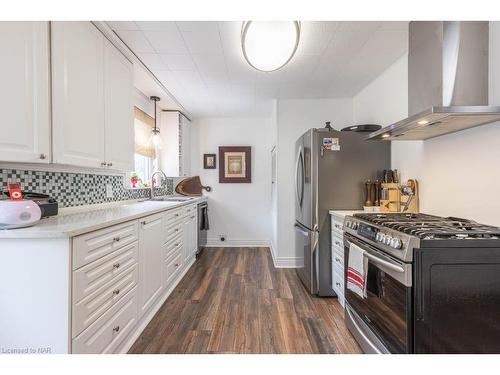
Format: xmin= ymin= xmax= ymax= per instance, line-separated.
xmin=295 ymin=128 xmax=390 ymax=296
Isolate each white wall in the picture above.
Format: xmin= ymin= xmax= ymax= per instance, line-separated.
xmin=352 ymin=22 xmax=500 ymax=226
xmin=190 ymin=116 xmax=275 ymax=246
xmin=276 ymin=98 xmax=353 ymax=266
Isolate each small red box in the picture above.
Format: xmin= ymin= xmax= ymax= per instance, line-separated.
xmin=7 ymin=183 xmax=23 ymax=201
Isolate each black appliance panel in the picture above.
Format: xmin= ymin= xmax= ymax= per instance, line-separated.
xmin=414 ymin=247 xmax=500 ymax=353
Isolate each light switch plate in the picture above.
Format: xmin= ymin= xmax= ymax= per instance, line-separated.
xmin=106 ymin=184 xmax=113 ymax=198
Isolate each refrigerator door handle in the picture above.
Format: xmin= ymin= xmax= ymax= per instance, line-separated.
xmin=295 ymin=146 xmax=304 ymax=208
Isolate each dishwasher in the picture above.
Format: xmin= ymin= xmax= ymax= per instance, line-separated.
xmin=197 ymin=201 xmax=208 ymax=254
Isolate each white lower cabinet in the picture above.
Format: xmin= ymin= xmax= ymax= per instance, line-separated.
xmin=331 ymin=213 xmax=346 ymax=308
xmin=70 ymin=202 xmax=202 ymax=353
xmin=138 ymin=213 xmax=164 ymax=318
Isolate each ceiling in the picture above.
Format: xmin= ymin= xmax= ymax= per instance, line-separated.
xmin=107 ymin=21 xmax=409 ymax=118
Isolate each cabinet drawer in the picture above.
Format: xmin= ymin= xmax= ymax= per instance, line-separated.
xmin=331 ymin=219 xmax=344 ymax=236
xmin=163 ymin=234 xmax=182 ymax=260
xmin=164 ymin=207 xmax=183 ymax=223
xmin=332 ymin=247 xmax=344 ymax=268
xmin=164 ymin=221 xmax=183 ymax=243
xmin=72 ymin=287 xmax=138 ymax=354
xmin=164 ymin=251 xmax=182 ymax=288
xmin=73 ymin=264 xmax=138 ymax=337
xmin=73 ymin=241 xmax=138 ymax=303
xmin=332 ymin=262 xmax=345 ymax=295
xmin=73 ymin=220 xmax=139 ymax=270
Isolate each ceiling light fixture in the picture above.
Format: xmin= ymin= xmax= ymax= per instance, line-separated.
xmin=241 ymin=21 xmax=300 ymax=72
xmin=148 ymin=96 xmax=162 ymax=149
xmin=381 ymin=133 xmax=391 ymax=139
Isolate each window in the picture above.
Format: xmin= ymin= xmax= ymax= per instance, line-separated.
xmin=131 ymin=107 xmax=156 ymax=188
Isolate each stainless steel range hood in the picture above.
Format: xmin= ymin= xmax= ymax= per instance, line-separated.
xmin=369 ymin=21 xmax=500 ymax=141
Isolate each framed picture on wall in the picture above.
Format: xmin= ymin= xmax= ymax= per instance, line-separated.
xmin=203 ymin=154 xmax=216 ymax=169
xmin=219 ymin=146 xmax=251 ymax=183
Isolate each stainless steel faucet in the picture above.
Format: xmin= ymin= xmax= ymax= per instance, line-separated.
xmin=151 ymin=170 xmax=168 ymax=198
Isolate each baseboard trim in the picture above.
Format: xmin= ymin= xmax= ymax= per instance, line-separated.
xmin=205 ymin=238 xmax=270 ymax=248
xmin=269 ymin=241 xmax=303 ymax=268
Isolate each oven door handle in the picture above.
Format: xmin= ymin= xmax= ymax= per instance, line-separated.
xmin=363 ymin=252 xmax=405 ymax=273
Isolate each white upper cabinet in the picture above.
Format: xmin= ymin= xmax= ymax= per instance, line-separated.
xmin=180 ymin=114 xmax=191 ymax=177
xmin=51 ymin=22 xmax=106 ymax=168
xmin=0 ymin=22 xmax=50 ymax=163
xmin=103 ymin=39 xmax=134 ymax=171
xmin=160 ymin=111 xmax=191 ymax=177
xmin=52 ymin=22 xmax=134 ymax=171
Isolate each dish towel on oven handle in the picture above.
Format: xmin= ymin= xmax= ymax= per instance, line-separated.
xmin=347 ymin=242 xmax=368 ymax=298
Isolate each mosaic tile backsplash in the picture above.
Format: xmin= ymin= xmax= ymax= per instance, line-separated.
xmin=0 ymin=168 xmax=174 ymax=208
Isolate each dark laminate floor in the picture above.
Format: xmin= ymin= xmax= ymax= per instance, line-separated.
xmin=129 ymin=247 xmax=362 ymax=354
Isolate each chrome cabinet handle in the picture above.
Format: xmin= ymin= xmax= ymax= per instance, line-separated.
xmin=175 ymin=228 xmax=179 ymax=232
xmin=113 ymin=237 xmax=121 ymax=242
xmin=335 ymin=257 xmax=341 ymax=263
xmin=175 ymin=213 xmax=179 ymax=217
xmin=107 ymin=162 xmax=113 ymax=167
xmin=175 ymin=243 xmax=179 ymax=247
xmin=39 ymin=153 xmax=46 ymax=160
xmin=141 ymin=221 xmax=146 ymax=225
xmin=336 ymin=282 xmax=341 ymax=287
xmin=335 ymin=240 xmax=341 ymax=246
xmin=112 ymin=263 xmax=120 ymax=269
xmin=101 ymin=161 xmax=107 ymax=167
xmin=112 ymin=289 xmax=120 ymax=295
xmin=113 ymin=325 xmax=120 ymax=333
xmin=334 ymin=224 xmax=342 ymax=229
xmin=174 ymin=263 xmax=179 ymax=267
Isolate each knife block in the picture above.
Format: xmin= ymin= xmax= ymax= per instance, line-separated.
xmin=379 ymin=183 xmax=400 ymax=212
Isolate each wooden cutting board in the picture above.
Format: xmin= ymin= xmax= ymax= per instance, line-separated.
xmin=175 ymin=176 xmax=212 ymax=196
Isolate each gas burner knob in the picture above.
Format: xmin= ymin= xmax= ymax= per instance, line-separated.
xmin=375 ymin=232 xmax=383 ymax=241
xmin=390 ymin=237 xmax=403 ymax=249
xmin=378 ymin=233 xmax=385 ymax=243
xmin=345 ymin=220 xmax=352 ymax=228
xmin=384 ymin=235 xmax=392 ymax=246
xmin=352 ymin=221 xmax=359 ymax=230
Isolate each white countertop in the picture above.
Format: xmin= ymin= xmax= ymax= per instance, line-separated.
xmin=329 ymin=209 xmax=364 ymax=218
xmin=0 ymin=196 xmax=207 ymax=239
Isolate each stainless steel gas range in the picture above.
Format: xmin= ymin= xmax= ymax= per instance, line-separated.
xmin=343 ymin=213 xmax=500 ymax=354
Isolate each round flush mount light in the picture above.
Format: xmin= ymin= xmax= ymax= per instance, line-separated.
xmin=241 ymin=21 xmax=301 ymax=72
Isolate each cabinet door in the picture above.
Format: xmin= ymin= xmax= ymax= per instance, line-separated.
xmin=104 ymin=39 xmax=134 ymax=171
xmin=180 ymin=115 xmax=191 ymax=177
xmin=0 ymin=22 xmax=50 ymax=163
xmin=52 ymin=21 xmax=105 ymax=168
xmin=190 ymin=211 xmax=198 ymax=258
xmin=182 ymin=215 xmax=191 ymax=264
xmin=138 ymin=214 xmax=164 ymax=317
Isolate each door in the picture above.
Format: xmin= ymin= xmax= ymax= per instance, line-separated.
xmin=103 ymin=39 xmax=134 ymax=171
xmin=0 ymin=22 xmax=50 ymax=163
xmin=138 ymin=214 xmax=164 ymax=317
xmin=344 ymin=233 xmax=412 ymax=353
xmin=295 ymin=129 xmax=315 ymax=229
xmin=295 ymin=222 xmax=318 ymax=294
xmin=52 ymin=21 xmax=105 ymax=168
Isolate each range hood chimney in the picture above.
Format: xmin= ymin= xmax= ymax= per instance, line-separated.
xmin=369 ymin=21 xmax=500 ymax=141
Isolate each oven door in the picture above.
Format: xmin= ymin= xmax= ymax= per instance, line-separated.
xmin=344 ymin=233 xmax=413 ymax=353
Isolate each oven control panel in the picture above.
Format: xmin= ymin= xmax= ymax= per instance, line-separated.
xmin=345 ymin=219 xmax=404 ymax=250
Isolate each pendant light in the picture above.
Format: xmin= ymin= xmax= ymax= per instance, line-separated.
xmin=148 ymin=96 xmax=162 ymax=149
xmin=241 ymin=21 xmax=300 ymax=72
